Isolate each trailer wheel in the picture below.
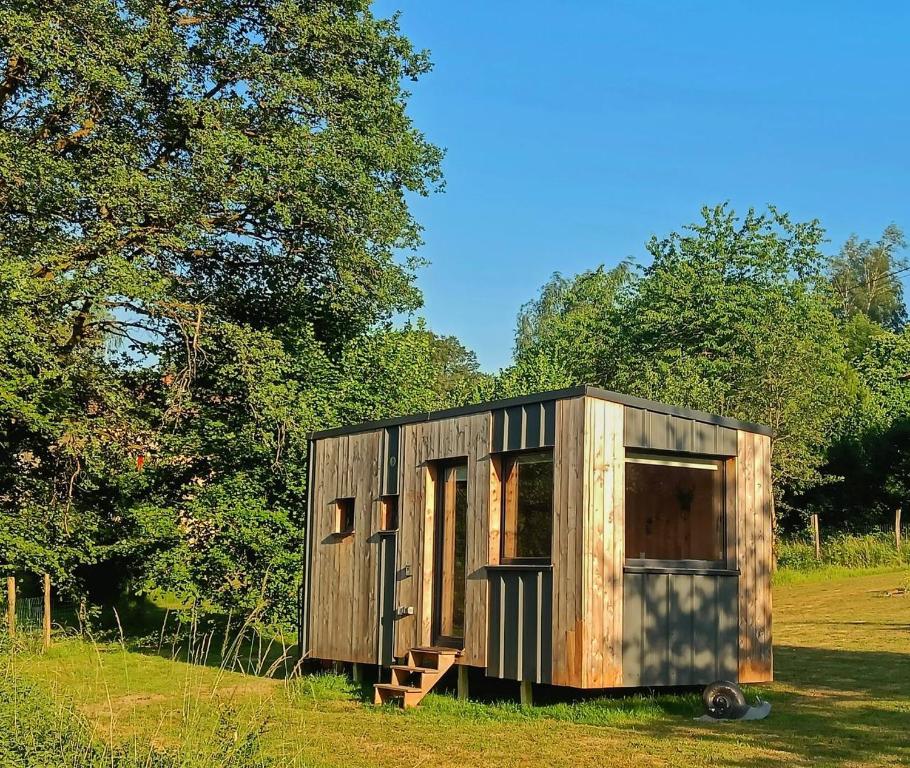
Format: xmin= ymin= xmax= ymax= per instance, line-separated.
xmin=702 ymin=680 xmax=748 ymax=719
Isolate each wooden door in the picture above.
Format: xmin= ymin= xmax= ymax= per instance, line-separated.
xmin=433 ymin=461 xmax=468 ymax=647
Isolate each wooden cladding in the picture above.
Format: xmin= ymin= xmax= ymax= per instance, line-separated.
xmin=550 ymin=397 xmax=624 ymax=688
xmin=304 ymin=389 xmax=773 ymax=689
xmin=736 ymin=430 xmax=773 ymax=682
xmin=394 ymin=412 xmax=495 ymax=667
xmin=624 ymin=406 xmax=738 ymax=456
xmin=492 ymin=399 xmax=557 ymax=452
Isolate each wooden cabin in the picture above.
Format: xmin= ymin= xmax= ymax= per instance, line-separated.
xmin=299 ymin=386 xmax=773 ymax=707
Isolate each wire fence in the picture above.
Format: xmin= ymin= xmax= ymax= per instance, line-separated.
xmin=7 ymin=597 xmax=81 ymax=633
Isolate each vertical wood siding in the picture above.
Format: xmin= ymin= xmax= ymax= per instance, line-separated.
xmin=551 ymin=396 xmax=624 ymax=688
xmin=394 ymin=412 xmax=494 ymax=666
xmin=308 ymin=429 xmax=383 ymax=664
xmin=736 ymin=431 xmax=773 ymax=682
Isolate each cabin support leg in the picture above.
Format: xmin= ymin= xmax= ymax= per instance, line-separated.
xmin=352 ymin=662 xmax=363 ymax=683
xmin=457 ymin=665 xmax=469 ymax=701
xmin=519 ymin=679 xmax=533 ymax=707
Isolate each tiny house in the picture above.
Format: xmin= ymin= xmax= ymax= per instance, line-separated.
xmin=299 ymin=386 xmax=772 ymax=707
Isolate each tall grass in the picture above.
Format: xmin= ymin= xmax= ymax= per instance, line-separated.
xmin=777 ymin=531 xmax=909 ymax=571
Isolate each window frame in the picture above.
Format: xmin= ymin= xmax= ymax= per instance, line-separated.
xmin=499 ymin=448 xmax=555 ymax=566
xmin=623 ymin=451 xmax=730 ymax=571
xmin=334 ymin=497 xmax=356 ymax=536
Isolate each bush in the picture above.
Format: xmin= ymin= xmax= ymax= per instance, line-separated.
xmin=777 ymin=532 xmax=910 ymax=570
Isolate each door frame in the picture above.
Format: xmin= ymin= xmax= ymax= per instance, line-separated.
xmin=431 ymin=458 xmax=468 ymax=649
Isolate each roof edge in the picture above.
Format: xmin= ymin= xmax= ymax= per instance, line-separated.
xmin=310 ymin=385 xmax=773 ymax=440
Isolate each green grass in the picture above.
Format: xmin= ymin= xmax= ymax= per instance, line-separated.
xmin=777 ymin=532 xmax=909 ymax=570
xmin=5 ymin=568 xmax=910 ymax=767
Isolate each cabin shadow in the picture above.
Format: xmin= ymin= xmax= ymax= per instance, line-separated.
xmin=90 ymin=596 xmax=302 ymax=680
xmin=630 ymin=644 xmax=910 ymax=768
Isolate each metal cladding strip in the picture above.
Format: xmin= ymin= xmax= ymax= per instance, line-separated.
xmin=308 ymin=386 xmax=772 ymax=441
xmin=485 ymin=566 xmax=553 ymax=684
xmin=492 ymin=399 xmax=559 ymax=452
xmin=621 ymin=570 xmax=739 ymax=687
xmin=380 ymin=425 xmax=400 ymax=496
xmin=376 ymin=531 xmax=397 ymax=666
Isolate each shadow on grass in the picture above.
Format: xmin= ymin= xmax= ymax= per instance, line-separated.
xmin=94 ymin=596 xmax=301 ymax=680
xmin=318 ymin=645 xmax=909 ymax=767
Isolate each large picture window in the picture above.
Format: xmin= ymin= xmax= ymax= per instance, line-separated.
xmin=625 ymin=453 xmax=726 ymax=566
xmin=501 ymin=450 xmax=554 ymax=563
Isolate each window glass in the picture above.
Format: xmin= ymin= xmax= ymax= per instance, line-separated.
xmin=501 ymin=450 xmax=553 ymax=562
xmin=625 ymin=455 xmax=725 ymax=563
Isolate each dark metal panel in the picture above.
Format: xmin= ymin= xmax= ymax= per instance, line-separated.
xmin=380 ymin=425 xmax=400 ymax=496
xmin=506 ymin=408 xmax=523 ymax=452
xmin=377 ymin=532 xmax=397 ymax=666
xmin=717 ymin=575 xmax=739 ymax=678
xmin=622 ymin=572 xmax=644 ymax=686
xmin=487 ymin=573 xmax=503 ymax=677
xmin=623 ymin=406 xmax=739 ymax=457
xmin=523 ymin=404 xmax=541 ymax=450
xmin=486 ymin=567 xmax=553 ymax=684
xmin=623 ymin=570 xmax=740 ymax=687
xmin=299 ymin=438 xmax=317 ymax=659
xmin=492 ymin=409 xmax=506 ymax=453
xmin=691 ymin=575 xmax=718 ymax=681
xmin=542 ymin=400 xmax=556 ymax=447
xmin=492 ymin=400 xmax=558 ymax=453
xmin=642 ymin=573 xmax=670 ymax=685
xmin=668 ymin=574 xmax=694 ymax=685
xmin=718 ymin=426 xmax=738 ymax=456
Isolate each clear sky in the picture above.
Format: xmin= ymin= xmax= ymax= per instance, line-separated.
xmin=373 ymin=0 xmax=910 ymax=372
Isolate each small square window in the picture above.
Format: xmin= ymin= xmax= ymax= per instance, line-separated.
xmin=335 ymin=497 xmax=355 ymax=535
xmin=380 ymin=496 xmax=398 ymax=531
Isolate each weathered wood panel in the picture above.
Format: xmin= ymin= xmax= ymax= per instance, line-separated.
xmin=394 ymin=412 xmax=494 ymax=666
xmin=486 ymin=566 xmax=553 ymax=684
xmin=622 ymin=571 xmax=738 ymax=686
xmin=551 ymin=396 xmax=624 ymax=688
xmin=582 ymin=397 xmax=624 ymax=688
xmin=736 ymin=430 xmax=773 ymax=682
xmin=308 ymin=429 xmax=383 ymax=664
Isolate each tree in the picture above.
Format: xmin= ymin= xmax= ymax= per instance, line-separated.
xmin=830 ymin=225 xmax=907 ymax=358
xmin=615 ymin=206 xmax=858 ymax=501
xmin=0 ymin=0 xmax=443 ymax=620
xmin=511 ymin=264 xmax=635 ymax=388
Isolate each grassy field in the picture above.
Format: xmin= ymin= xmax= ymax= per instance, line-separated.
xmin=6 ymin=568 xmax=910 ymax=768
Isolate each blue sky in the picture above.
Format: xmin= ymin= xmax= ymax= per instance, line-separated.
xmin=374 ymin=1 xmax=910 ymax=371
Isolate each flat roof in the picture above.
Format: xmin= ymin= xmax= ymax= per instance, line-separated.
xmin=310 ymin=385 xmax=773 ymax=440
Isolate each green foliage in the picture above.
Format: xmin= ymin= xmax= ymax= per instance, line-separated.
xmin=777 ymin=532 xmax=909 ymax=571
xmin=0 ymin=0 xmax=450 ymax=622
xmin=503 ymin=205 xmax=858 ymax=500
xmin=831 ymin=225 xmax=907 ymax=338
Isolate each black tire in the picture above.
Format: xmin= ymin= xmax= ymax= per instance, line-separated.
xmin=702 ymin=680 xmax=748 ymax=719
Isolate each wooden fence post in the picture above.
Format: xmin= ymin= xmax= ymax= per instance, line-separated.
xmin=6 ymin=576 xmax=14 ymax=638
xmin=896 ymin=507 xmax=902 ymax=551
xmin=43 ymin=573 xmax=51 ymax=649
xmin=811 ymin=513 xmax=821 ymax=561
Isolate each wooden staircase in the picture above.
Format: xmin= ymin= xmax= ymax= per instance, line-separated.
xmin=373 ymin=646 xmax=460 ymax=708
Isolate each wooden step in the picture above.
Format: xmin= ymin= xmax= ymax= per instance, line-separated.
xmin=409 ymin=646 xmax=461 ymax=655
xmin=374 ymin=645 xmax=460 ymax=708
xmin=390 ymin=664 xmax=439 ymax=675
xmin=373 ymin=683 xmax=422 ymax=707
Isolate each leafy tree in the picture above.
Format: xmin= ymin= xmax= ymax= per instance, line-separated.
xmin=0 ymin=0 xmax=443 ymax=620
xmin=831 ymin=225 xmax=907 ymax=329
xmin=512 ymin=264 xmax=635 ymax=387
